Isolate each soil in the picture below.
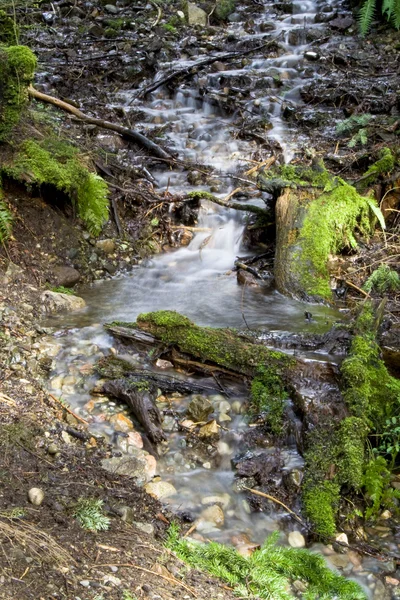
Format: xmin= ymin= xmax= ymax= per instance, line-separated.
xmin=1 ymin=0 xmax=400 ymax=597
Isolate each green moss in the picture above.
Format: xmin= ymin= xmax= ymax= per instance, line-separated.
xmin=258 ymin=160 xmax=331 ymax=191
xmin=214 ymin=0 xmax=236 ymax=20
xmin=360 ymin=148 xmax=396 ymax=188
xmin=250 ymin=366 xmax=288 ymax=434
xmin=341 ymin=305 xmax=400 ymax=426
xmin=302 ymin=481 xmax=339 ymax=538
xmin=3 ymin=139 xmax=109 ymax=235
xmin=337 ymin=417 xmax=367 ymax=489
xmin=296 ymin=180 xmax=375 ymax=299
xmin=0 ymin=187 xmax=12 ymax=243
xmin=135 ymin=310 xmax=293 ymax=378
xmin=0 ymin=10 xmax=18 ymax=45
xmin=95 ymin=355 xmax=135 ymax=379
xmin=0 ymin=45 xmax=37 ymax=142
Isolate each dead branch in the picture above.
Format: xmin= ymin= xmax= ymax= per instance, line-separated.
xmin=28 ymin=86 xmax=173 ymax=161
xmin=135 ymin=35 xmax=281 ymax=99
xmin=185 ymin=191 xmax=267 ymax=216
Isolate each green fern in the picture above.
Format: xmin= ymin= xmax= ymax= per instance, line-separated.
xmin=0 ymin=199 xmax=12 ymax=243
xmin=336 ymin=114 xmax=372 ymax=136
xmin=73 ymin=498 xmax=110 ymax=532
xmin=165 ymin=526 xmax=367 ymax=600
xmin=359 ymin=0 xmax=400 ymax=34
xmin=363 ymin=264 xmax=400 ymax=293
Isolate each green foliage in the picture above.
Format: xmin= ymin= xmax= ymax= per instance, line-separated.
xmin=302 ymin=481 xmax=339 ymax=538
xmin=73 ymin=498 xmax=110 ymax=532
xmin=3 ymin=139 xmax=109 ymax=235
xmin=250 ymin=366 xmax=288 ymax=434
xmin=122 ymin=591 xmax=138 ymax=600
xmin=214 ymin=0 xmax=236 ymax=20
xmin=297 ymin=179 xmax=375 ymax=299
xmin=359 ymin=0 xmax=400 ymax=35
xmin=362 ymin=456 xmax=392 ymax=519
xmin=0 ymin=45 xmax=37 ymax=141
xmin=50 ymin=286 xmax=76 ymax=295
xmin=376 ymin=416 xmax=400 ymax=468
xmin=363 ymin=264 xmax=400 ymax=293
xmin=336 ymin=114 xmax=371 ymax=147
xmin=0 ymin=10 xmax=18 ymax=44
xmin=361 ymin=148 xmax=396 ymax=187
xmin=0 ymin=196 xmax=12 ymax=243
xmin=166 ymin=526 xmax=366 ymax=600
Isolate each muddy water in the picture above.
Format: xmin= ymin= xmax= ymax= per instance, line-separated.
xmin=42 ymin=0 xmax=396 ymax=597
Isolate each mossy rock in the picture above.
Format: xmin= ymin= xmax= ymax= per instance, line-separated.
xmin=0 ymin=45 xmax=36 ymax=142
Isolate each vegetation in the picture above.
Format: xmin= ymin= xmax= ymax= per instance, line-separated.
xmin=3 ymin=139 xmax=109 ymax=235
xmin=166 ymin=525 xmax=367 ymax=600
xmin=336 ymin=114 xmax=372 ymax=147
xmin=363 ymin=264 xmax=400 ymax=293
xmin=0 ymin=195 xmax=12 ymax=243
xmin=73 ymin=498 xmax=110 ymax=532
xmin=359 ymin=0 xmax=400 ymax=35
xmin=0 ymin=45 xmax=37 ymax=142
xmin=214 ymin=0 xmax=236 ymax=21
xmin=250 ymin=366 xmax=288 ymax=434
xmin=360 ymin=147 xmax=396 ymax=187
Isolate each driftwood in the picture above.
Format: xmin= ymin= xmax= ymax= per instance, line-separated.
xmin=102 ymin=379 xmax=166 ymax=443
xmin=135 ymin=36 xmax=281 ymax=99
xmin=28 ymin=86 xmax=173 ymax=161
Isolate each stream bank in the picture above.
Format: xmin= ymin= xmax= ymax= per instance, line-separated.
xmin=1 ymin=0 xmax=400 ymax=598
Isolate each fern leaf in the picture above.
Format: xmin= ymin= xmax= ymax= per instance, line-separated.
xmin=0 ymin=200 xmax=12 ymax=243
xmin=382 ymin=0 xmax=393 ymax=18
xmin=366 ymin=197 xmax=386 ymax=230
xmin=392 ymin=0 xmax=400 ymax=28
xmin=359 ymin=0 xmax=376 ymax=35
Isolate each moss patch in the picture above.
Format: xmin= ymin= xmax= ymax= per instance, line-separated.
xmin=2 ymin=138 xmax=109 ymax=235
xmin=0 ymin=10 xmax=18 ymax=45
xmin=250 ymin=366 xmax=288 ymax=434
xmin=133 ymin=310 xmax=293 ymax=378
xmin=0 ymin=45 xmax=37 ymax=142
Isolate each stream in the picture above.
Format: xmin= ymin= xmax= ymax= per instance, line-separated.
xmin=39 ymin=0 xmax=398 ymax=597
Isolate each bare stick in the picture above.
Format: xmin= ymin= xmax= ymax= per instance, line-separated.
xmin=28 ymin=86 xmax=172 ymax=160
xmin=48 ymin=393 xmax=89 ymax=425
xmin=242 ymin=486 xmax=304 ymax=524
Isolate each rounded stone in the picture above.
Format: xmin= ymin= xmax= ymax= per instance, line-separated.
xmin=288 ymin=531 xmax=306 ymax=548
xmin=145 ymin=481 xmax=177 ymax=500
xmin=28 ymin=487 xmax=45 ymax=506
xmin=200 ymin=504 xmax=224 ymax=527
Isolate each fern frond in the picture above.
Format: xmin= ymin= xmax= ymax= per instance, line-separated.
xmin=391 ymin=0 xmax=400 ymax=28
xmin=0 ymin=200 xmax=12 ymax=243
xmin=382 ymin=0 xmax=393 ymax=17
xmin=359 ymin=0 xmax=376 ymax=35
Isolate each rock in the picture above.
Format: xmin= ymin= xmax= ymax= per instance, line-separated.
xmin=133 ymin=521 xmax=154 ymax=535
xmin=61 ymin=431 xmax=71 ymax=444
xmin=329 ymin=16 xmax=354 ymax=30
xmin=179 ymin=230 xmax=194 ymax=246
xmin=218 ymin=413 xmax=231 ymax=423
xmin=348 ymin=550 xmax=362 ymax=567
xmin=288 ymin=531 xmax=306 ymax=548
xmin=237 ymin=270 xmax=259 ymax=287
xmin=187 ymin=2 xmax=207 ymax=25
xmin=144 ymin=455 xmax=157 ymax=480
xmin=104 ymin=3 xmax=119 ymax=12
xmin=186 ymin=395 xmax=213 ymax=422
xmin=216 ymin=441 xmax=232 ymax=455
xmin=293 ymin=580 xmax=308 ymax=592
xmin=101 ymin=454 xmax=151 ymax=485
xmin=109 ymin=412 xmax=134 ymax=432
xmin=95 ymin=239 xmax=116 ymax=254
xmin=5 ymin=262 xmax=24 ymax=282
xmin=381 ymin=510 xmax=392 ymax=519
xmin=231 ymin=400 xmax=242 ymax=414
xmin=28 ymin=488 xmax=44 ymax=506
xmin=198 ymin=420 xmax=219 ymax=438
xmin=162 ymin=415 xmax=178 ymax=432
xmin=200 ymin=504 xmax=224 ymax=527
xmin=328 ymin=553 xmax=350 ymax=569
xmin=155 ymin=359 xmax=173 ymax=369
xmin=145 ymin=480 xmax=177 ymax=500
xmin=52 ymin=266 xmax=81 ymax=287
xmin=219 ymin=400 xmax=231 ymax=413
xmin=41 ymin=291 xmax=86 ymax=314
xmin=126 ymin=431 xmax=143 ymax=449
xmin=335 ymin=532 xmax=349 ymax=546
xmin=47 ymin=443 xmax=59 ymax=455
xmin=201 ymin=494 xmax=231 ymax=509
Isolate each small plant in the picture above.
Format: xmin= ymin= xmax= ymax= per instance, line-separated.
xmin=50 ymin=285 xmax=76 ymax=295
xmin=0 ymin=199 xmax=12 ymax=244
xmin=359 ymin=0 xmax=400 ymax=35
xmin=336 ymin=114 xmax=372 ymax=147
xmin=73 ymin=498 xmax=110 ymax=532
xmin=375 ymin=416 xmax=400 ymax=468
xmin=122 ymin=591 xmax=138 ymax=600
xmin=165 ymin=525 xmax=366 ymax=599
xmin=363 ymin=264 xmax=400 ymax=293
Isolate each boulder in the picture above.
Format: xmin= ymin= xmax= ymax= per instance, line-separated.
xmin=187 ymin=2 xmax=207 ymax=25
xmin=145 ymin=480 xmax=177 ymax=500
xmin=187 ymin=395 xmax=213 ymax=422
xmin=199 ymin=504 xmax=224 ymax=527
xmin=41 ymin=291 xmax=86 ymax=314
xmin=52 ymin=266 xmax=81 ymax=287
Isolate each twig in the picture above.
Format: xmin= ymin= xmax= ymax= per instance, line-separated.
xmin=243 ymin=487 xmax=304 ymax=524
xmin=183 ymin=522 xmax=197 ymax=538
xmin=344 ymin=280 xmax=370 ymax=297
xmin=48 ymin=393 xmax=89 ymax=425
xmin=92 ymin=563 xmax=197 ymax=596
xmin=14 ymin=440 xmax=55 ymax=467
xmin=150 ymin=0 xmax=162 ymax=26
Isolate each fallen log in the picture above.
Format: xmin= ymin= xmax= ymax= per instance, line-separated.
xmin=28 ymin=86 xmax=173 ymax=161
xmin=185 ymin=191 xmax=267 ymax=216
xmin=102 ymin=379 xmax=166 ymax=443
xmin=134 ymin=35 xmax=281 ymax=99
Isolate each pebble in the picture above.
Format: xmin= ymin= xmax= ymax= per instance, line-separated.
xmin=47 ymin=443 xmax=59 ymax=455
xmin=200 ymin=504 xmax=224 ymax=527
xmin=231 ymin=401 xmax=242 ymax=414
xmin=109 ymin=412 xmax=134 ymax=432
xmin=28 ymin=487 xmax=44 ymax=506
xmin=61 ymin=431 xmax=71 ymax=444
xmin=288 ymin=531 xmax=306 ymax=548
xmin=216 ymin=441 xmax=232 ymax=455
xmin=201 ymin=494 xmax=231 ymax=509
xmin=218 ymin=413 xmax=231 ymax=423
xmin=335 ymin=532 xmax=349 ymax=546
xmin=133 ymin=522 xmax=155 ymax=535
xmin=145 ymin=480 xmax=177 ymax=500
xmin=327 ymin=553 xmax=350 ymax=569
xmin=79 ymin=580 xmax=90 ymax=588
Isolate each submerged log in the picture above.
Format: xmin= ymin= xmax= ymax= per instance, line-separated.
xmin=102 ymin=379 xmax=166 ymax=443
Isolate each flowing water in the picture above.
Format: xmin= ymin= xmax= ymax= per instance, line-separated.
xmin=41 ymin=1 xmax=398 ymax=596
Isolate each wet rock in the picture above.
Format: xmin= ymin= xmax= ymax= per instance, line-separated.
xmin=155 ymin=359 xmax=173 ymax=369
xmin=327 ymin=553 xmax=350 ymax=569
xmin=288 ymin=531 xmax=305 ymax=548
xmin=109 ymin=412 xmax=134 ymax=432
xmin=329 ymin=16 xmax=354 ymax=30
xmin=198 ymin=420 xmax=219 ymax=439
xmin=201 ymin=494 xmax=230 ymax=509
xmin=96 ymin=239 xmax=116 ymax=254
xmin=104 ymin=4 xmax=119 ymax=13
xmin=233 ymin=476 xmax=257 ymax=492
xmin=52 ymin=266 xmax=81 ymax=287
xmin=41 ymin=291 xmax=86 ymax=314
xmin=335 ymin=532 xmax=349 ymax=546
xmin=162 ymin=415 xmax=178 ymax=432
xmin=28 ymin=487 xmax=44 ymax=506
xmin=101 ymin=454 xmax=151 ymax=484
xmin=145 ymin=480 xmax=177 ymax=499
xmin=218 ymin=413 xmax=231 ymax=423
xmin=199 ymin=504 xmax=224 ymax=527
xmin=187 ymin=2 xmax=207 ymax=25
xmin=186 ymin=395 xmax=213 ymax=422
